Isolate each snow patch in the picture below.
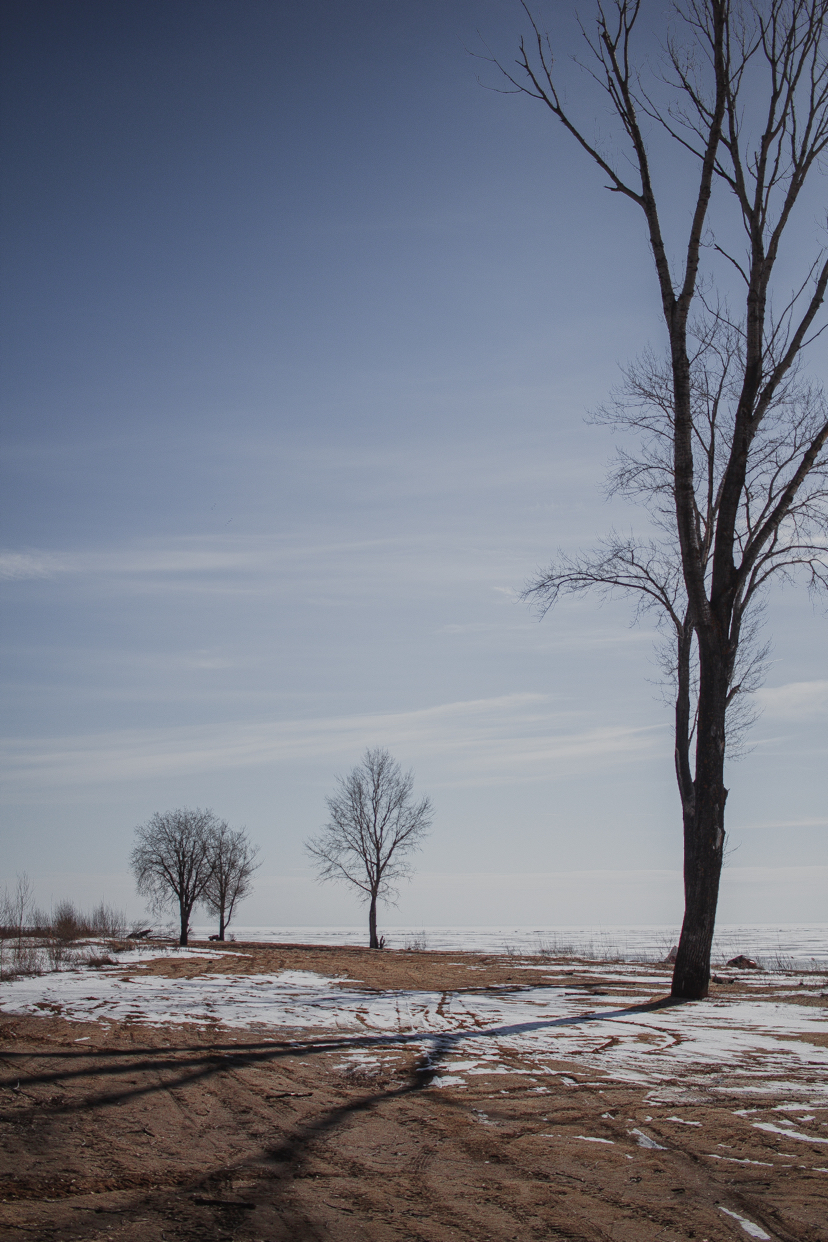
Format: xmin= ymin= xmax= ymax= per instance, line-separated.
xmin=718 ymin=1206 xmax=772 ymax=1239
xmin=753 ymin=1122 xmax=828 ymax=1144
xmin=629 ymin=1128 xmax=667 ymax=1150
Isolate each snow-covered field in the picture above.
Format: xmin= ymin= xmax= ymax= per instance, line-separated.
xmin=3 ymin=946 xmax=827 ymax=1099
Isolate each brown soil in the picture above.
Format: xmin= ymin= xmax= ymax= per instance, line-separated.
xmin=1 ymin=942 xmax=826 ymax=1241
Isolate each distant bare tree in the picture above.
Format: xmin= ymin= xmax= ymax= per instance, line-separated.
xmin=202 ymin=823 xmax=260 ymax=941
xmin=0 ymin=873 xmax=38 ymax=980
xmin=0 ymin=873 xmax=34 ymax=949
xmin=4 ymin=872 xmax=33 ymax=935
xmin=487 ymin=0 xmax=828 ymax=998
xmin=306 ymin=749 xmax=433 ymax=949
xmin=130 ymin=808 xmax=217 ymax=946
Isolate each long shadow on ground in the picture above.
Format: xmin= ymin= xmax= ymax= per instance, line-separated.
xmin=2 ymin=993 xmax=684 ymax=1110
xmin=1 ymin=993 xmax=690 ymax=1240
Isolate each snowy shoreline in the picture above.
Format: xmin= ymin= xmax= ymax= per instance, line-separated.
xmin=188 ymin=922 xmax=828 ymax=968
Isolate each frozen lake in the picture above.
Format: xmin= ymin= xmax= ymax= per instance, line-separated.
xmin=190 ymin=923 xmax=828 ymax=968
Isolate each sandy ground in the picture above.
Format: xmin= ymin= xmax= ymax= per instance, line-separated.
xmin=1 ymin=941 xmax=827 ymax=1241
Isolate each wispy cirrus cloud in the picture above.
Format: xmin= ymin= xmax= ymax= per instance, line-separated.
xmin=0 ymin=536 xmax=645 ymax=619
xmin=0 ymin=534 xmax=513 ymax=589
xmin=0 ymin=544 xmax=264 ymax=581
xmin=756 ymin=680 xmax=828 ymax=719
xmin=0 ymin=551 xmax=66 ymax=580
xmin=0 ymin=693 xmax=664 ymax=789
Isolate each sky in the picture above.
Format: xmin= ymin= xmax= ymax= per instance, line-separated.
xmin=1 ymin=0 xmax=826 ymax=932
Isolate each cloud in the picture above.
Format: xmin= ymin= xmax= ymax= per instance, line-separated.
xmin=0 ymin=534 xmax=526 ymax=597
xmin=0 ymin=693 xmax=665 ymax=789
xmin=0 ymin=543 xmax=262 ymax=581
xmin=0 ymin=551 xmax=65 ymax=580
xmin=756 ymin=680 xmax=828 ymax=719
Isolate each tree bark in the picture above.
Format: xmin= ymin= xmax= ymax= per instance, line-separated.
xmin=179 ymin=900 xmax=189 ymax=947
xmin=368 ymin=893 xmax=379 ymax=949
xmin=218 ymin=906 xmax=226 ymax=941
xmin=671 ymin=639 xmax=728 ymax=999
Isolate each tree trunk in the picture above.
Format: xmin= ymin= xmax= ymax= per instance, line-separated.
xmin=671 ymin=644 xmax=728 ymax=1000
xmin=368 ymin=893 xmax=378 ymax=949
xmin=218 ymin=907 xmax=226 ymax=942
xmin=179 ymin=900 xmax=189 ymax=947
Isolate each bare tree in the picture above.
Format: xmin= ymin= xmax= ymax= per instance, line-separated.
xmin=130 ymin=808 xmax=217 ymax=946
xmin=0 ymin=873 xmax=38 ymax=980
xmin=486 ymin=1 xmax=828 ymax=998
xmin=2 ymin=872 xmax=34 ymax=937
xmin=306 ymin=748 xmax=433 ymax=949
xmin=202 ymin=822 xmax=260 ymax=941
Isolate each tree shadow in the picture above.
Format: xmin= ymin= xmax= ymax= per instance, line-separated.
xmin=1 ymin=991 xmax=691 ymax=1237
xmin=2 ymin=991 xmax=683 ymax=1109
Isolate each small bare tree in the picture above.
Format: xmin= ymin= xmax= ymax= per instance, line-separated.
xmin=0 ymin=873 xmax=38 ymax=980
xmin=487 ymin=0 xmax=828 ymax=998
xmin=202 ymin=823 xmax=260 ymax=941
xmin=306 ymin=748 xmax=433 ymax=948
xmin=1 ymin=872 xmax=33 ymax=940
xmin=130 ymin=808 xmax=217 ymax=946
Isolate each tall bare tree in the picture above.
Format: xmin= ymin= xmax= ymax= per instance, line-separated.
xmin=306 ymin=748 xmax=433 ymax=949
xmin=202 ymin=822 xmax=260 ymax=941
xmin=130 ymin=808 xmax=217 ymax=946
xmin=487 ymin=0 xmax=828 ymax=998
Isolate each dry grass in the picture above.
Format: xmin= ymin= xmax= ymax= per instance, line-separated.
xmin=0 ymin=883 xmax=133 ymax=981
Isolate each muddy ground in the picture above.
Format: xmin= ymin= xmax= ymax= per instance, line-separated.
xmin=1 ymin=942 xmax=826 ymax=1241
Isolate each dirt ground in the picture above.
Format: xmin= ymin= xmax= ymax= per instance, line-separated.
xmin=1 ymin=942 xmax=826 ymax=1241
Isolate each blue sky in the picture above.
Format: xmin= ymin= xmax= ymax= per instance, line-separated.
xmin=2 ymin=0 xmax=826 ymax=930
